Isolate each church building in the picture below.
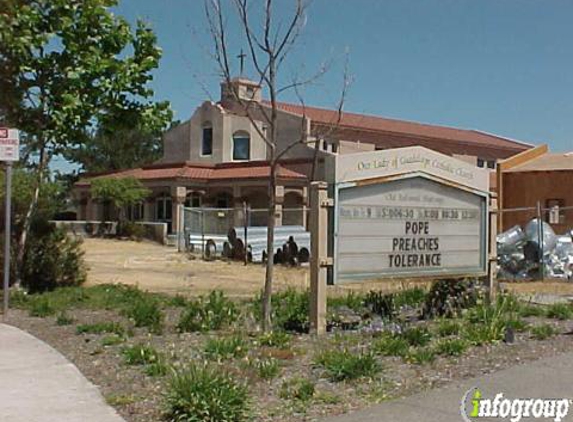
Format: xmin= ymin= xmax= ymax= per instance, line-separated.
xmin=74 ymin=78 xmax=532 ymax=233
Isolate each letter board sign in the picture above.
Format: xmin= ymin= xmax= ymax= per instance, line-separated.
xmin=330 ymin=147 xmax=489 ymax=283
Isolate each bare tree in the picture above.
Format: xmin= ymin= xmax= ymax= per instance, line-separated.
xmin=204 ymin=0 xmax=349 ymax=331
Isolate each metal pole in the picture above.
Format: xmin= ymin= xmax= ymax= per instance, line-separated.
xmin=177 ymin=204 xmax=183 ymax=253
xmin=201 ymin=208 xmax=205 ymax=260
xmin=536 ymin=201 xmax=544 ymax=281
xmin=243 ymin=201 xmax=248 ymax=266
xmin=3 ymin=163 xmax=12 ymax=317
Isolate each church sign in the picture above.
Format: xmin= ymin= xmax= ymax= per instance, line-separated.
xmin=329 ymin=146 xmax=490 ymax=283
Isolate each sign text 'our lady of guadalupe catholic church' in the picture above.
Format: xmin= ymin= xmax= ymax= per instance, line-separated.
xmin=327 ymin=146 xmax=490 ymax=284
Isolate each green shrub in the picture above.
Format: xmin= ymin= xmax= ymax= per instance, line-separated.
xmin=405 ymin=347 xmax=436 ymax=365
xmin=28 ymin=296 xmax=56 ymax=317
xmin=124 ymin=297 xmax=163 ymax=334
xmin=463 ymin=323 xmax=504 ymax=346
xmin=423 ymin=278 xmax=480 ymax=319
xmin=204 ymin=336 xmax=247 ymax=360
xmin=371 ymin=333 xmax=410 ymax=357
xmin=315 ymin=349 xmax=380 ymax=382
xmin=279 ymin=377 xmax=316 ymax=402
xmin=434 ymin=338 xmax=468 ymax=357
xmin=101 ymin=334 xmax=124 ymax=346
xmin=435 ymin=319 xmax=462 ymax=337
xmin=118 ymin=221 xmax=146 ymax=240
xmin=122 ymin=344 xmax=161 ymax=366
xmin=21 ymin=225 xmax=86 ymax=293
xmin=253 ymin=289 xmax=310 ymax=333
xmin=546 ymin=303 xmax=573 ymax=320
xmin=178 ymin=291 xmax=238 ymax=333
xmin=364 ymin=291 xmax=396 ymax=320
xmin=257 ymin=331 xmax=291 ymax=348
xmin=530 ymin=324 xmax=559 ymax=340
xmin=55 ymin=312 xmax=74 ymax=326
xmin=76 ymin=322 xmax=125 ymax=336
xmin=164 ymin=364 xmax=249 ymax=422
xmin=402 ymin=326 xmax=432 ymax=347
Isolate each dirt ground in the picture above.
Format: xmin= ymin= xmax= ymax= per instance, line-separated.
xmin=83 ymin=238 xmax=573 ymax=299
xmin=82 ymin=238 xmax=429 ymax=298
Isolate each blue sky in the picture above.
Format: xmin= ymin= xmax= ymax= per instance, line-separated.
xmin=112 ymin=0 xmax=573 ymax=153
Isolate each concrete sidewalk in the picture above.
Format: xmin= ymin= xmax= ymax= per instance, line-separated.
xmin=324 ymin=350 xmax=573 ymax=422
xmin=0 ymin=323 xmax=125 ymax=422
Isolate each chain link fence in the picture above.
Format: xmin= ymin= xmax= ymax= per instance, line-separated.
xmin=497 ymin=203 xmax=573 ymax=281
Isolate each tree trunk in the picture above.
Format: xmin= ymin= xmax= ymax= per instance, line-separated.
xmin=15 ymin=146 xmax=48 ymax=287
xmin=262 ymin=162 xmax=277 ymax=332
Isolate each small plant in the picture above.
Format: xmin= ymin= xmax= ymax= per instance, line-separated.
xmin=28 ymin=296 xmax=56 ymax=317
xmin=257 ymin=331 xmax=291 ymax=349
xmin=402 ymin=326 xmax=432 ymax=347
xmin=124 ymin=297 xmax=163 ymax=334
xmin=164 ymin=364 xmax=249 ymax=422
xmin=435 ymin=319 xmax=462 ymax=337
xmin=434 ymin=338 xmax=468 ymax=357
xmin=371 ymin=333 xmax=410 ymax=357
xmin=169 ymin=294 xmax=188 ymax=307
xmin=423 ymin=278 xmax=481 ymax=319
xmin=145 ymin=359 xmax=169 ymax=377
xmin=463 ymin=295 xmax=516 ymax=345
xmin=101 ymin=334 xmax=124 ymax=347
xmin=364 ymin=291 xmax=396 ymax=320
xmin=530 ymin=324 xmax=559 ymax=340
xmin=315 ymin=349 xmax=380 ymax=382
xmin=505 ymin=317 xmax=528 ymax=332
xmin=106 ymin=394 xmax=139 ymax=407
xmin=122 ymin=343 xmax=161 ymax=366
xmin=204 ymin=336 xmax=247 ymax=360
xmin=55 ymin=312 xmax=74 ymax=326
xmin=253 ymin=289 xmax=310 ymax=333
xmin=178 ymin=290 xmax=238 ymax=333
xmin=394 ymin=288 xmax=427 ymax=308
xmin=328 ymin=291 xmax=366 ymax=312
xmin=405 ymin=347 xmax=436 ymax=365
xmin=249 ymin=358 xmax=281 ymax=380
xmin=76 ymin=322 xmax=125 ymax=336
xmin=518 ymin=303 xmax=545 ymax=318
xmin=279 ymin=377 xmax=316 ymax=401
xmin=546 ymin=303 xmax=573 ymax=320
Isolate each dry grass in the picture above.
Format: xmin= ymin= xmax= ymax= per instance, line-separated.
xmin=82 ymin=238 xmax=430 ymax=298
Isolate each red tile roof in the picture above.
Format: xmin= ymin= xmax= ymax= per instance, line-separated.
xmin=76 ymin=161 xmax=306 ymax=186
xmin=263 ymin=101 xmax=532 ymax=154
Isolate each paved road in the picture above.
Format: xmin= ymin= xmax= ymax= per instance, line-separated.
xmin=0 ymin=323 xmax=125 ymax=422
xmin=324 ymin=351 xmax=573 ymax=422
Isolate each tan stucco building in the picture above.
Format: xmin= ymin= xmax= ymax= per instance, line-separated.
xmin=75 ymin=77 xmax=532 ymax=233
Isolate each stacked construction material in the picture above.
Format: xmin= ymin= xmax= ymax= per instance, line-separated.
xmin=497 ymin=218 xmax=573 ymax=280
xmin=225 ymin=225 xmax=310 ymax=264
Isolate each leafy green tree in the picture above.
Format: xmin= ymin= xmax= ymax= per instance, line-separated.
xmin=0 ymin=0 xmax=172 ymax=279
xmin=91 ymin=177 xmax=149 ymax=226
xmin=69 ymin=119 xmax=180 ymax=173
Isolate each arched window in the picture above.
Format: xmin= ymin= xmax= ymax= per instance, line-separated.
xmin=232 ymin=131 xmax=250 ymax=161
xmin=202 ymin=122 xmax=213 ymax=156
